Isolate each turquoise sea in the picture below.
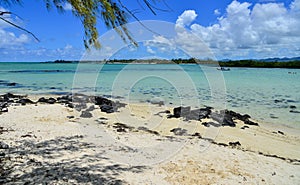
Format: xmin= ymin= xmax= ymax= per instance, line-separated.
xmin=0 ymin=62 xmax=299 ymax=128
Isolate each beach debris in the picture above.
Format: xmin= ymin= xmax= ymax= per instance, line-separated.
xmin=21 ymin=134 xmax=37 ymax=138
xmin=191 ymin=132 xmax=202 ymax=138
xmin=67 ymin=116 xmax=75 ymax=119
xmin=240 ymin=125 xmax=249 ymax=129
xmin=277 ymin=130 xmax=285 ymax=135
xmin=113 ymin=123 xmax=134 ymax=132
xmin=244 ymin=119 xmax=259 ymax=126
xmin=80 ymin=111 xmax=93 ymax=118
xmin=229 ymin=141 xmax=241 ymax=147
xmin=47 ymin=98 xmax=56 ymax=104
xmin=202 ymin=121 xmax=221 ymax=127
xmin=0 ymin=141 xmax=9 ymax=149
xmin=170 ymin=128 xmax=188 ymax=136
xmin=137 ymin=126 xmax=159 ymax=135
xmin=289 ymin=110 xmax=300 ymax=113
xmin=1 ymin=107 xmax=8 ymax=113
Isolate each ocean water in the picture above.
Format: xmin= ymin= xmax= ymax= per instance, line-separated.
xmin=0 ymin=62 xmax=299 ymax=128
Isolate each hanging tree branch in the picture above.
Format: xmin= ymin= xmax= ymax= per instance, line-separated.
xmin=0 ymin=11 xmax=40 ymax=42
xmin=0 ymin=0 xmax=170 ymax=49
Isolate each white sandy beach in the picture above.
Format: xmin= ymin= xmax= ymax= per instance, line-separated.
xmin=1 ymin=95 xmax=300 ymax=184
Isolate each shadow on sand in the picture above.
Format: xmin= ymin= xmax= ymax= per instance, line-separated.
xmin=1 ymin=135 xmax=147 ymax=184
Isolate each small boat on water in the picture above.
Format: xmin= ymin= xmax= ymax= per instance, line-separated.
xmin=217 ymin=67 xmax=230 ymax=71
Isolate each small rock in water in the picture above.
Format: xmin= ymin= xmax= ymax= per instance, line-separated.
xmin=80 ymin=111 xmax=93 ymax=118
xmin=290 ymin=110 xmax=300 ymax=113
xmin=7 ymin=82 xmax=17 ymax=86
xmin=290 ymin=105 xmax=297 ymax=109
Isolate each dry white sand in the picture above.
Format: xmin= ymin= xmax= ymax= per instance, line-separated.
xmin=1 ymin=99 xmax=300 ymax=184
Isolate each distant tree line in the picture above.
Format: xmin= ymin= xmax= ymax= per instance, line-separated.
xmin=50 ymin=58 xmax=300 ymax=68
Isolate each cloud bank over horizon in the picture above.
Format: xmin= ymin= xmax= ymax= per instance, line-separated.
xmin=179 ymin=0 xmax=300 ymax=59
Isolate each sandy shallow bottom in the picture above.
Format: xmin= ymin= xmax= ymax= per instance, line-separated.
xmin=0 ymin=96 xmax=300 ymax=184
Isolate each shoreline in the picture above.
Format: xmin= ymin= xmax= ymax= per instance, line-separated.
xmin=1 ymin=93 xmax=300 ymax=184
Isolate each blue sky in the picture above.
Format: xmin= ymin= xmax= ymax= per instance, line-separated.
xmin=0 ymin=0 xmax=299 ymax=61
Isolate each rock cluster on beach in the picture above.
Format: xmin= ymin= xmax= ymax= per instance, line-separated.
xmin=167 ymin=106 xmax=259 ymax=127
xmin=0 ymin=93 xmax=126 ymax=117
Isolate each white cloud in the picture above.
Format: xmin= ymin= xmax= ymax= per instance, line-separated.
xmin=0 ymin=6 xmax=31 ymax=48
xmin=176 ymin=10 xmax=198 ymax=27
xmin=174 ymin=0 xmax=300 ymax=59
xmin=214 ymin=9 xmax=221 ymax=15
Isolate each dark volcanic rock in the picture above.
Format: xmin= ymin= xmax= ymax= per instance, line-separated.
xmin=95 ymin=96 xmax=112 ymax=106
xmin=80 ymin=111 xmax=93 ymax=118
xmin=86 ymin=105 xmax=96 ymax=111
xmin=186 ymin=108 xmax=212 ymax=120
xmin=47 ymin=98 xmax=56 ymax=104
xmin=38 ymin=97 xmax=56 ymax=104
xmin=173 ymin=106 xmax=191 ymax=118
xmin=75 ymin=103 xmax=87 ymax=111
xmin=38 ymin=97 xmax=47 ymax=103
xmin=244 ymin=119 xmax=259 ymax=126
xmin=210 ymin=112 xmax=235 ymax=127
xmin=17 ymin=98 xmax=34 ymax=105
xmin=100 ymin=105 xmax=114 ymax=113
xmin=7 ymin=82 xmax=17 ymax=86
xmin=290 ymin=105 xmax=297 ymax=109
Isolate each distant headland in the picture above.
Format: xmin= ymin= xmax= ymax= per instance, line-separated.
xmin=47 ymin=57 xmax=300 ymax=68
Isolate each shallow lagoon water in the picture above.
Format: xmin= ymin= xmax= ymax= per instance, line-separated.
xmin=0 ymin=62 xmax=299 ymax=128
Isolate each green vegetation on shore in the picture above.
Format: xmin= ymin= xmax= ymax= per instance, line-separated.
xmin=50 ymin=58 xmax=300 ymax=68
